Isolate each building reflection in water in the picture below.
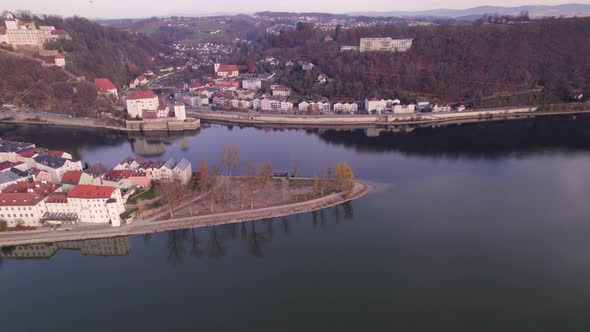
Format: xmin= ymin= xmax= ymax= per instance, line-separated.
xmin=0 ymin=202 xmax=354 ymax=264
xmin=129 ymin=130 xmax=199 ymax=157
xmin=0 ymin=237 xmax=131 ymax=260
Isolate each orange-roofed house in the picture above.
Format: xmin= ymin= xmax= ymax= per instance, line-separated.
xmin=67 ymin=185 xmax=125 ymax=226
xmin=94 ymin=78 xmax=118 ymax=100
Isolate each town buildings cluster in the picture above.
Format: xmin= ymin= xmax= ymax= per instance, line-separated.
xmin=0 ymin=140 xmax=192 ymax=229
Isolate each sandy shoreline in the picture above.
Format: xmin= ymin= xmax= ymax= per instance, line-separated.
xmin=0 ymin=180 xmax=372 ymax=246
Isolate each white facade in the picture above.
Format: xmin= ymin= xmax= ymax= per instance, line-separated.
xmin=333 ymin=103 xmax=358 ymax=114
xmin=34 ymin=159 xmax=83 ymax=183
xmin=360 ymin=38 xmax=413 ymax=52
xmin=126 ymin=95 xmax=159 ymax=119
xmin=174 ymin=103 xmax=186 ymax=121
xmin=393 ymin=104 xmax=416 ymax=113
xmin=242 ymin=79 xmax=262 ymax=90
xmin=54 ymin=56 xmax=65 ymax=67
xmin=67 ymin=186 xmax=125 ymax=226
xmin=365 ymin=99 xmax=388 ymax=113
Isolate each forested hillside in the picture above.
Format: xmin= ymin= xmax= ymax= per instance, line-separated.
xmin=40 ymin=15 xmax=165 ymax=86
xmin=260 ymin=18 xmax=590 ymax=106
xmin=0 ymin=13 xmax=166 ymax=114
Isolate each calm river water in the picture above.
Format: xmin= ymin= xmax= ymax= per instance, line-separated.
xmin=2 ymin=116 xmax=590 ymax=331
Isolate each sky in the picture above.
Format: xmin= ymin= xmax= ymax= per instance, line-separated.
xmin=2 ymin=0 xmax=589 ymax=19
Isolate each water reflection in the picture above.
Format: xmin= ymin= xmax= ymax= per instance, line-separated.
xmin=316 ymin=115 xmax=590 ymax=157
xmin=0 ymin=237 xmax=131 ymax=260
xmin=0 ymin=201 xmax=355 ymax=266
xmin=3 ymin=115 xmax=590 ymax=164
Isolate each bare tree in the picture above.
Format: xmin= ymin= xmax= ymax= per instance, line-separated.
xmin=157 ymin=177 xmax=184 ymax=218
xmin=220 ymin=144 xmax=240 ymax=176
xmin=245 ymin=162 xmax=258 ymax=209
xmin=258 ymin=161 xmax=273 ymax=194
xmin=291 ymin=159 xmax=299 ymax=177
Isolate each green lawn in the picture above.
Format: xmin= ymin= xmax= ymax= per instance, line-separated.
xmin=127 ymin=186 xmax=156 ymax=204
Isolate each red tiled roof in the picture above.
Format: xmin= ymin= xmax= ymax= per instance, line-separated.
xmin=103 ymin=170 xmax=132 ymax=182
xmin=0 ymin=181 xmax=61 ymax=206
xmin=157 ymin=104 xmax=168 ymax=111
xmin=61 ymin=171 xmax=82 ymax=184
xmin=46 ymin=192 xmax=68 ymax=204
xmin=51 ymin=29 xmax=67 ymax=35
xmin=67 ymin=185 xmax=116 ymax=199
xmin=0 ymin=161 xmax=23 ymax=171
xmin=54 ymin=54 xmax=64 ymax=59
xmin=217 ymin=64 xmax=238 ymax=73
xmin=94 ymin=78 xmax=117 ymax=92
xmin=47 ymin=150 xmax=66 ymax=157
xmin=127 ymin=90 xmax=157 ymax=100
xmin=17 ymin=149 xmax=37 ymax=158
xmin=137 ymin=75 xmax=146 ymax=81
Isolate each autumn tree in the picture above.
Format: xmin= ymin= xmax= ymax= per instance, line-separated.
xmin=220 ymin=144 xmax=240 ymax=176
xmin=197 ymin=158 xmax=212 ymax=192
xmin=334 ymin=163 xmax=354 ymax=192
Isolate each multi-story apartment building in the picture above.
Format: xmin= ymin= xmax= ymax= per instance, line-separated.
xmin=360 ymin=38 xmax=413 ymax=52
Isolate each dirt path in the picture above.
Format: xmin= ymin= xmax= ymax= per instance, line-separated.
xmin=0 ymin=180 xmax=372 ymax=246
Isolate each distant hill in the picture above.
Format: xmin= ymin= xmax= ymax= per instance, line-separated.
xmin=348 ymin=3 xmax=590 ymax=19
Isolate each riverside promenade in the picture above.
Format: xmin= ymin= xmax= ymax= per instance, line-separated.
xmin=0 ymin=180 xmax=371 ymax=247
xmin=191 ymin=107 xmax=590 ymax=127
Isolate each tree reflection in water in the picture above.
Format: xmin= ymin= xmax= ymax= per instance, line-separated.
xmin=162 ymin=203 xmax=355 ymax=264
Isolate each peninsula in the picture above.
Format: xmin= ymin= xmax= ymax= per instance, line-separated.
xmin=0 ymin=141 xmax=370 ymax=246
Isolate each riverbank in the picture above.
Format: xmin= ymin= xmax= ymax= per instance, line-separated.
xmin=191 ymin=107 xmax=590 ymax=128
xmin=0 ymin=179 xmax=372 ymax=246
xmin=0 ymin=111 xmax=200 ymax=132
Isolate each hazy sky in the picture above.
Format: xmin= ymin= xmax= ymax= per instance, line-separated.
xmin=3 ymin=0 xmax=588 ymax=18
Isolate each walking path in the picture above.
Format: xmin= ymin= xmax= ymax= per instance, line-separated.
xmin=0 ymin=180 xmax=372 ymax=246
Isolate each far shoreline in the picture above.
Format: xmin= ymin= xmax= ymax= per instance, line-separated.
xmin=0 ymin=179 xmax=372 ymax=247
xmin=2 ymin=106 xmax=590 ymax=132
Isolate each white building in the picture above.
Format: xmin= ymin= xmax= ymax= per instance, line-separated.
xmin=360 ymin=38 xmax=413 ymax=52
xmin=0 ymin=181 xmax=61 ymax=227
xmin=393 ymin=104 xmax=416 ymax=113
xmin=54 ymin=54 xmax=65 ymax=67
xmin=271 ymin=85 xmax=291 ymax=97
xmin=174 ymin=102 xmax=186 ymax=121
xmin=1 ymin=14 xmax=55 ymax=49
xmin=365 ymin=98 xmax=387 ymax=113
xmin=67 ymin=185 xmax=125 ymax=226
xmin=33 ymin=154 xmax=83 ymax=183
xmin=126 ymin=90 xmax=159 ymax=119
xmin=172 ymin=158 xmax=192 ymax=185
xmin=94 ymin=78 xmax=118 ymax=100
xmin=333 ymin=102 xmax=358 ymax=114
xmin=214 ymin=63 xmax=239 ymax=78
xmin=242 ymin=78 xmax=262 ymax=91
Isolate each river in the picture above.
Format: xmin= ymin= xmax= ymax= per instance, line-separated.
xmin=2 ymin=115 xmax=590 ymax=331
